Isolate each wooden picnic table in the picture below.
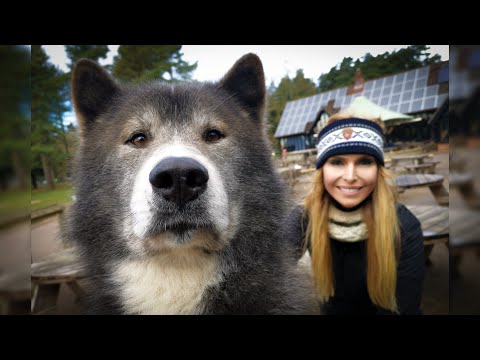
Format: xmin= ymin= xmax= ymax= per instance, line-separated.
xmin=449 ymin=172 xmax=480 ymax=209
xmin=395 ymin=174 xmax=449 ymax=206
xmin=406 ymin=205 xmax=448 ymax=244
xmin=0 ymin=267 xmax=30 ymax=314
xmin=449 ymin=208 xmax=480 ymax=278
xmin=284 ymin=148 xmax=317 ymax=168
xmin=404 ymin=161 xmax=440 ymax=174
xmin=406 ymin=205 xmax=449 ymax=264
xmin=278 ymin=166 xmax=302 ymax=187
xmin=390 ymin=153 xmax=433 ymax=168
xmin=31 ymin=248 xmax=86 ymax=314
xmin=449 ymin=208 xmax=480 ymax=250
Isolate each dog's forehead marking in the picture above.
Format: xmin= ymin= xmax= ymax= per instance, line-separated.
xmin=125 ymin=107 xmax=214 ymax=142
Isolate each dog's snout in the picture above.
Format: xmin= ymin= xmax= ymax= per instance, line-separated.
xmin=149 ymin=157 xmax=209 ymax=207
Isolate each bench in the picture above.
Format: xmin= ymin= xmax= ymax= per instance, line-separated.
xmin=278 ymin=166 xmax=302 ymax=188
xmin=407 ymin=205 xmax=449 ymax=265
xmin=31 ymin=248 xmax=85 ymax=314
xmin=389 ymin=153 xmax=434 ymax=171
xmin=0 ymin=268 xmax=30 ymax=314
xmin=395 ymin=174 xmax=449 ymax=206
xmin=404 ymin=161 xmax=440 ymax=174
xmin=450 ymin=172 xmax=480 ymax=209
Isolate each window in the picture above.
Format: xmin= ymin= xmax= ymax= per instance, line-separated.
xmin=468 ymin=48 xmax=480 ymax=68
xmin=438 ymin=65 xmax=449 ymax=83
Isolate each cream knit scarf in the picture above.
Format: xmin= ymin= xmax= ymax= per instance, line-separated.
xmin=328 ymin=204 xmax=368 ymax=242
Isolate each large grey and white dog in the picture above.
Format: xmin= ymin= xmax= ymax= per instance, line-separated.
xmin=65 ymin=53 xmax=317 ymax=314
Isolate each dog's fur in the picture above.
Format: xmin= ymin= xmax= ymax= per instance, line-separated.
xmin=65 ymin=53 xmax=318 ymax=314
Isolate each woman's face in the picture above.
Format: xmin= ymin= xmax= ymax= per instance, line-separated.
xmin=322 ymin=154 xmax=379 ymax=208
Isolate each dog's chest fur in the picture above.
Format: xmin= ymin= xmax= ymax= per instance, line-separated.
xmin=112 ymin=250 xmax=223 ymax=314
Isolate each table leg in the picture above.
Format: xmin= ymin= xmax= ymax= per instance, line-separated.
xmin=424 ymin=244 xmax=434 ymax=266
xmin=67 ymin=281 xmax=85 ymax=302
xmin=429 ymin=183 xmax=449 ymax=206
xmin=450 ymin=252 xmax=462 ymax=279
xmin=457 ymin=181 xmax=480 ymax=209
xmin=31 ymin=283 xmax=60 ymax=314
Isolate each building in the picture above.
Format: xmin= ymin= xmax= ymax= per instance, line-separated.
xmin=449 ymin=46 xmax=480 ymax=139
xmin=274 ymin=61 xmax=449 ymax=151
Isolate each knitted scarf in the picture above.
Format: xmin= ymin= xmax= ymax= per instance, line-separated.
xmin=328 ymin=204 xmax=368 ymax=242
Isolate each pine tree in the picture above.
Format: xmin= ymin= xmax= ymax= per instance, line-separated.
xmin=31 ymin=45 xmax=69 ymax=190
xmin=317 ymin=45 xmax=442 ymax=92
xmin=268 ymin=69 xmax=317 ymax=152
xmin=0 ymin=45 xmax=30 ymax=190
xmin=65 ymin=45 xmax=110 ymax=70
xmin=112 ymin=45 xmax=197 ymax=83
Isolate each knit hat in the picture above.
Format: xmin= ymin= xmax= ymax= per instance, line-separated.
xmin=315 ymin=118 xmax=385 ymax=169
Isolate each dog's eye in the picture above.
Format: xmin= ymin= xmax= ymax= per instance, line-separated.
xmin=128 ymin=133 xmax=148 ymax=146
xmin=205 ymin=129 xmax=223 ymax=142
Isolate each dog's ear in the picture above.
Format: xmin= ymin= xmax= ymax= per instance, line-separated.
xmin=219 ymin=53 xmax=266 ymax=122
xmin=71 ymin=59 xmax=119 ymax=132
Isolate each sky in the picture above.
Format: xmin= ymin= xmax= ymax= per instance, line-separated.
xmin=42 ymin=45 xmax=449 ymax=125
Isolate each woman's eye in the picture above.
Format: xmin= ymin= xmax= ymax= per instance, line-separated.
xmin=359 ymin=158 xmax=374 ymax=165
xmin=128 ymin=133 xmax=148 ymax=146
xmin=329 ymin=159 xmax=342 ymax=166
xmin=205 ymin=129 xmax=224 ymax=142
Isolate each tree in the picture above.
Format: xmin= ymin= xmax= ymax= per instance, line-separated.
xmin=317 ymin=45 xmax=442 ymax=92
xmin=31 ymin=45 xmax=69 ymax=190
xmin=112 ymin=45 xmax=197 ymax=83
xmin=63 ymin=46 xmax=110 ymax=158
xmin=267 ymin=69 xmax=317 ymax=152
xmin=0 ymin=45 xmax=30 ymax=190
xmin=65 ymin=45 xmax=110 ymax=70
xmin=318 ymin=57 xmax=357 ymax=93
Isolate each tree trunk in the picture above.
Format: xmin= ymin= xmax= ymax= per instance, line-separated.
xmin=50 ymin=167 xmax=55 ymax=185
xmin=59 ymin=119 xmax=69 ymax=156
xmin=31 ymin=173 xmax=37 ymax=189
xmin=40 ymin=153 xmax=55 ymax=190
xmin=12 ymin=151 xmax=28 ymax=190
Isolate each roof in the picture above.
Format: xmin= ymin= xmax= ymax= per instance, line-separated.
xmin=428 ymin=97 xmax=448 ymax=125
xmin=449 ymin=46 xmax=480 ymax=101
xmin=274 ymin=62 xmax=448 ymax=138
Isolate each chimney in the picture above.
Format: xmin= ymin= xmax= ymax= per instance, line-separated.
xmin=347 ymin=68 xmax=365 ymax=95
xmin=325 ymin=100 xmax=340 ymax=115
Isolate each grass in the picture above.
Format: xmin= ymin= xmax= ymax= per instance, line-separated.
xmin=0 ymin=182 xmax=73 ymax=227
xmin=0 ymin=190 xmax=30 ymax=221
xmin=31 ymin=182 xmax=73 ymax=212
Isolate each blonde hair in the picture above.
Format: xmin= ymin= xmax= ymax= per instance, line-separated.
xmin=304 ymin=114 xmax=401 ymax=312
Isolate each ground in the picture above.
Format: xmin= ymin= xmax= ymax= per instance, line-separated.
xmin=25 ymin=146 xmax=480 ymax=315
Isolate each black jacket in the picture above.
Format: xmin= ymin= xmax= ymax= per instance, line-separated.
xmin=286 ymin=204 xmax=425 ymax=315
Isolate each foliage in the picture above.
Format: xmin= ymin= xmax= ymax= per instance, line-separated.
xmin=31 ymin=45 xmax=70 ymax=189
xmin=317 ymin=45 xmax=442 ymax=92
xmin=0 ymin=45 xmax=30 ymax=189
xmin=65 ymin=45 xmax=110 ymax=70
xmin=112 ymin=45 xmax=197 ymax=83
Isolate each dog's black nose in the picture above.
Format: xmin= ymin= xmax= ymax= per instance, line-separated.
xmin=149 ymin=157 xmax=209 ymax=207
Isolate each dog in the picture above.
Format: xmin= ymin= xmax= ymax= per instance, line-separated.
xmin=65 ymin=53 xmax=318 ymax=314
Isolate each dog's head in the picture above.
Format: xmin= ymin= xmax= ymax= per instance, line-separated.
xmin=70 ymin=53 xmax=278 ymax=258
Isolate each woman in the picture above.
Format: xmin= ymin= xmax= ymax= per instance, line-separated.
xmin=288 ymin=114 xmax=425 ymax=315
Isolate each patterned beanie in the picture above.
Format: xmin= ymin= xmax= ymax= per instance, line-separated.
xmin=315 ymin=118 xmax=385 ymax=169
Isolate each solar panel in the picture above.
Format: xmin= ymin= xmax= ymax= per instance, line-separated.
xmin=275 ymin=63 xmax=448 ymax=138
